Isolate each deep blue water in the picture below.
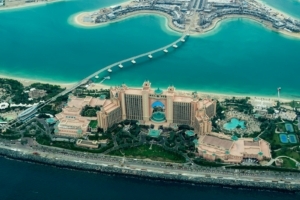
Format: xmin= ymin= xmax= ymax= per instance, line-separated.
xmin=0 ymin=157 xmax=298 ymax=200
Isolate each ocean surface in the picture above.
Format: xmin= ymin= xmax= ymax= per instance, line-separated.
xmin=0 ymin=157 xmax=298 ymax=200
xmin=0 ymin=0 xmax=300 ymax=98
xmin=0 ymin=1 xmax=300 ymax=198
xmin=262 ymin=0 xmax=300 ymax=19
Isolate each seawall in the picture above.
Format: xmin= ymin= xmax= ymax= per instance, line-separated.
xmin=0 ymin=147 xmax=299 ymax=192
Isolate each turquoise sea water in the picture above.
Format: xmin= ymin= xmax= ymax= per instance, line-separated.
xmin=262 ymin=0 xmax=300 ymax=19
xmin=0 ymin=0 xmax=300 ymax=99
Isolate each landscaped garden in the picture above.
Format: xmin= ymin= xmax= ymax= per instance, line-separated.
xmin=109 ymin=144 xmax=186 ymax=163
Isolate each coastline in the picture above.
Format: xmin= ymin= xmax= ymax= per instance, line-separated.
xmin=0 ymin=74 xmax=296 ymax=102
xmin=257 ymin=0 xmax=300 ymax=20
xmin=0 ymin=74 xmax=75 ymax=89
xmin=0 ymin=0 xmax=62 ymax=11
xmin=73 ymin=10 xmax=182 ymax=35
xmin=72 ymin=1 xmax=300 ymax=39
xmin=0 ymin=146 xmax=299 ymax=192
xmin=198 ymin=15 xmax=300 ymax=40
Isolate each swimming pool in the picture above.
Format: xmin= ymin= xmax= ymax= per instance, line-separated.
xmin=279 ymin=133 xmax=288 ymax=143
xmin=223 ymin=118 xmax=246 ymax=131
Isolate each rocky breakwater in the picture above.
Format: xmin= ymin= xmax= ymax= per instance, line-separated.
xmin=0 ymin=146 xmax=299 ymax=192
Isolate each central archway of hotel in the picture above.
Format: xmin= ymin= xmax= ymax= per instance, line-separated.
xmin=151 ymin=101 xmax=166 ymax=123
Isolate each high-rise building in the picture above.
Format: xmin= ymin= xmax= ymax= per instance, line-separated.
xmin=97 ymin=81 xmax=216 ymax=136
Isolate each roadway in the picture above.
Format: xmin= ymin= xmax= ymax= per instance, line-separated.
xmin=1 ymin=142 xmax=300 ymax=185
xmin=7 ymin=33 xmax=189 ymax=129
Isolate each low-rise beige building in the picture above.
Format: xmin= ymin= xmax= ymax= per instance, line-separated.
xmin=197 ymin=132 xmax=271 ymax=163
xmin=29 ymin=89 xmax=47 ymax=99
xmin=55 ymin=95 xmax=107 ymax=138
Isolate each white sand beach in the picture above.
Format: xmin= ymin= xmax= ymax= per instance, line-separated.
xmin=0 ymin=74 xmax=75 ymax=89
xmin=72 ymin=0 xmax=300 ymax=39
xmin=0 ymin=0 xmax=61 ymax=11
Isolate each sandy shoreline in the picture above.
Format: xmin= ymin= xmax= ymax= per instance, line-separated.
xmin=72 ymin=0 xmax=300 ymax=39
xmin=256 ymin=0 xmax=300 ymax=20
xmin=73 ymin=10 xmax=182 ymax=34
xmin=0 ymin=74 xmax=295 ymax=102
xmin=199 ymin=14 xmax=300 ymax=39
xmin=0 ymin=74 xmax=75 ymax=89
xmin=0 ymin=0 xmax=62 ymax=11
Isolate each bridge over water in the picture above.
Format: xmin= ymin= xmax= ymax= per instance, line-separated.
xmin=52 ymin=33 xmax=189 ymax=99
xmin=7 ymin=33 xmax=189 ymax=128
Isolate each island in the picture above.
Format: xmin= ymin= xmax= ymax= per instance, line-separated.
xmin=1 ymin=77 xmax=300 ymax=192
xmin=1 ymin=0 xmax=300 ymax=192
xmin=74 ymin=0 xmax=300 ymax=38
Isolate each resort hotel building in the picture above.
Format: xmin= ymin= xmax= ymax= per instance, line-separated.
xmin=97 ymin=81 xmax=216 ymax=136
xmin=54 ymin=81 xmax=271 ymax=163
xmin=54 ymin=81 xmax=216 ymax=138
xmin=197 ymin=133 xmax=271 ymax=163
xmin=54 ymin=95 xmax=106 ymax=138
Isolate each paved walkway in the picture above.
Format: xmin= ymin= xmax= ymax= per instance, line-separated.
xmin=263 ymin=156 xmax=299 ymax=166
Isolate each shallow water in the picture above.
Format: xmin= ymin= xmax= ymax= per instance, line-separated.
xmin=0 ymin=0 xmax=300 ymax=99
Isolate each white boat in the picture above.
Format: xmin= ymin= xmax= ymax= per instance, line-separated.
xmin=131 ymin=60 xmax=136 ymax=64
xmin=118 ymin=64 xmax=123 ymax=68
xmin=95 ymin=75 xmax=99 ymax=79
xmin=173 ymin=44 xmax=178 ymax=48
xmin=163 ymin=49 xmax=168 ymax=53
xmin=148 ymin=55 xmax=153 ymax=59
xmin=108 ymin=68 xmax=112 ymax=72
xmin=181 ymin=39 xmax=185 ymax=42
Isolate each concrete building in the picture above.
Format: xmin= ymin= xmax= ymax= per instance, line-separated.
xmin=29 ymin=88 xmax=47 ymax=99
xmin=55 ymin=95 xmax=107 ymax=138
xmin=197 ymin=132 xmax=271 ymax=163
xmin=98 ymin=81 xmax=216 ymax=135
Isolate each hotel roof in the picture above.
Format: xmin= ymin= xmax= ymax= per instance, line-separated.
xmin=201 ymin=135 xmax=233 ymax=150
xmin=173 ymin=95 xmax=193 ymax=103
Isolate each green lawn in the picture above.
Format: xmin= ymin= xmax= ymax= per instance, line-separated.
xmin=0 ymin=133 xmax=22 ymax=140
xmin=193 ymin=158 xmax=225 ymax=167
xmin=89 ymin=120 xmax=98 ymax=129
xmin=275 ymin=149 xmax=300 ymax=162
xmin=109 ymin=145 xmax=186 ymax=163
xmin=281 ymin=157 xmax=298 ymax=169
xmin=36 ymin=134 xmax=113 ymax=153
xmin=260 ymin=131 xmax=282 ymax=148
xmin=276 ymin=122 xmax=286 ymax=132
